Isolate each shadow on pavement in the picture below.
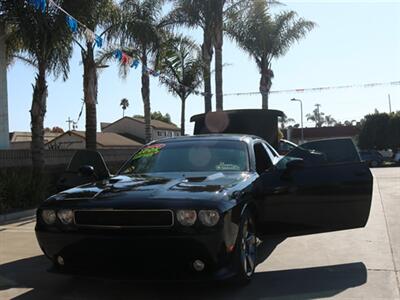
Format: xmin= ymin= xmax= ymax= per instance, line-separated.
xmin=0 ymin=254 xmax=367 ymax=300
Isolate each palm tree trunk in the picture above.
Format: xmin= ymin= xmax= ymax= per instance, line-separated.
xmin=30 ymin=62 xmax=47 ymax=176
xmin=260 ymin=67 xmax=273 ymax=109
xmin=202 ymin=26 xmax=213 ymax=113
xmin=180 ymin=96 xmax=186 ymax=136
xmin=82 ymin=45 xmax=98 ymax=150
xmin=214 ymin=0 xmax=224 ymax=111
xmin=141 ymin=53 xmax=151 ymax=143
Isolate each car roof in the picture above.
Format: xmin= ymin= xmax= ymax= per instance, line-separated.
xmin=151 ymin=134 xmax=260 ymax=144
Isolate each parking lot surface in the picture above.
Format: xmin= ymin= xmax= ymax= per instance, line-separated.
xmin=0 ymin=168 xmax=399 ymax=299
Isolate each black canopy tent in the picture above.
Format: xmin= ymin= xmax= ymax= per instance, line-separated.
xmin=190 ymin=109 xmax=284 ymax=149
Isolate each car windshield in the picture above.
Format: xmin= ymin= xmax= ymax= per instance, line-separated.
xmin=119 ymin=140 xmax=249 ymax=174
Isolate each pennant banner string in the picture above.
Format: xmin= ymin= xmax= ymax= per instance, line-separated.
xmin=41 ymin=0 xmax=207 ymax=96
xmin=30 ymin=1 xmax=396 ymax=98
xmin=223 ymin=81 xmax=400 ymax=97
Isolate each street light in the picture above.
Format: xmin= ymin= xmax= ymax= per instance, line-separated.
xmin=291 ymin=98 xmax=304 ymax=144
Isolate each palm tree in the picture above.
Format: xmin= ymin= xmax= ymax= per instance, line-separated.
xmin=111 ymin=0 xmax=168 ymax=143
xmin=279 ymin=114 xmax=295 ymax=130
xmin=227 ymin=0 xmax=315 ymax=109
xmin=170 ymin=0 xmax=215 ymax=113
xmin=120 ymin=98 xmax=129 ymax=117
xmin=1 ymin=0 xmax=73 ymax=175
xmin=306 ymin=107 xmax=325 ymax=128
xmin=64 ymin=0 xmax=117 ymax=150
xmin=156 ymin=35 xmax=202 ymax=135
xmin=325 ymin=115 xmax=337 ymax=127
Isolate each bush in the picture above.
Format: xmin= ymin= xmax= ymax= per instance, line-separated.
xmin=358 ymin=111 xmax=400 ymax=150
xmin=0 ymin=167 xmax=57 ymax=214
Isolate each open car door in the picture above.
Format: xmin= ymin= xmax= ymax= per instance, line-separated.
xmin=254 ymin=138 xmax=373 ymax=237
xmin=57 ymin=150 xmax=111 ymax=192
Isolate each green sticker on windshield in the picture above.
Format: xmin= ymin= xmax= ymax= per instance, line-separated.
xmin=216 ymin=162 xmax=240 ymax=171
xmin=133 ymin=144 xmax=165 ymax=160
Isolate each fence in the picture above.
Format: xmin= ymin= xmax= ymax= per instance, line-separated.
xmin=0 ymin=148 xmax=140 ymax=169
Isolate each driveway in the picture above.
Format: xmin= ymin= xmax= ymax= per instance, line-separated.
xmin=0 ymin=168 xmax=399 ymax=299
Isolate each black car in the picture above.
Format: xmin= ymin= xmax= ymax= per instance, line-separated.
xmin=359 ymin=149 xmax=384 ymax=167
xmin=278 ymin=139 xmax=298 ymax=155
xmin=35 ymin=135 xmax=373 ymax=283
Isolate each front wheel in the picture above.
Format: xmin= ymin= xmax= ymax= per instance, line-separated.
xmin=233 ymin=210 xmax=257 ymax=284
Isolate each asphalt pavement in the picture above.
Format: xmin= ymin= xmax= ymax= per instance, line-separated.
xmin=0 ymin=167 xmax=399 ymax=299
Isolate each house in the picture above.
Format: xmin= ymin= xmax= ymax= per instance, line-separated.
xmin=284 ymin=126 xmax=360 ymax=145
xmin=9 ymin=131 xmax=62 ymax=149
xmin=45 ymin=131 xmax=142 ymax=150
xmin=101 ymin=117 xmax=181 ymax=143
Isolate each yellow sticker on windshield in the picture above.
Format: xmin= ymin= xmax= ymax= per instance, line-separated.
xmin=133 ymin=144 xmax=165 ymax=160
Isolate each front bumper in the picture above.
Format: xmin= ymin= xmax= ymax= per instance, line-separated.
xmin=35 ymin=227 xmax=236 ymax=280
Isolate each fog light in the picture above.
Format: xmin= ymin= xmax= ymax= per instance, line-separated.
xmin=56 ymin=255 xmax=65 ymax=266
xmin=57 ymin=209 xmax=74 ymax=225
xmin=193 ymin=259 xmax=205 ymax=271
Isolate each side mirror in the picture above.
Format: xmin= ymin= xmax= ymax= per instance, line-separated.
xmin=78 ymin=165 xmax=95 ymax=177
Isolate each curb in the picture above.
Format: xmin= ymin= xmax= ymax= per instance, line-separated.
xmin=0 ymin=208 xmax=37 ymax=225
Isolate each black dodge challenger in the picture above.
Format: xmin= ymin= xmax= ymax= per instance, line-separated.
xmin=35 ymin=135 xmax=373 ymax=283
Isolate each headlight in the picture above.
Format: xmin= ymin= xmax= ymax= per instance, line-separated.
xmin=199 ymin=210 xmax=220 ymax=227
xmin=176 ymin=210 xmax=197 ymax=226
xmin=57 ymin=209 xmax=74 ymax=225
xmin=41 ymin=209 xmax=56 ymax=225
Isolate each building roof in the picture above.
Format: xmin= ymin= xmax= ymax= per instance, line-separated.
xmin=285 ymin=126 xmax=360 ymax=139
xmin=9 ymin=131 xmax=62 ymax=143
xmin=102 ymin=117 xmax=180 ymax=131
xmin=100 ymin=122 xmax=111 ymax=130
xmin=47 ymin=131 xmax=143 ymax=147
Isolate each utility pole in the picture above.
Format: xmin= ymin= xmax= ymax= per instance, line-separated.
xmin=388 ymin=94 xmax=392 ymax=114
xmin=66 ymin=117 xmax=74 ymax=131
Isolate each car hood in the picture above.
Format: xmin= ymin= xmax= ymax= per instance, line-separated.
xmin=48 ymin=172 xmax=254 ymax=209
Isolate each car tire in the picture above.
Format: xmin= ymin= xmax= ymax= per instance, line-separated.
xmin=233 ymin=209 xmax=257 ymax=285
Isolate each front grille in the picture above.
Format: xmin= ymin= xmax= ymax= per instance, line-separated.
xmin=74 ymin=210 xmax=174 ymax=228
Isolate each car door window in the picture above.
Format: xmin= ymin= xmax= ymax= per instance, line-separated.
xmin=253 ymin=143 xmax=273 ymax=174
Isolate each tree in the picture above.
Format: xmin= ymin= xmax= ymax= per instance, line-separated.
xmin=120 ymin=98 xmax=129 ymax=117
xmin=151 ymin=111 xmax=173 ymax=124
xmin=388 ymin=112 xmax=400 ymax=151
xmin=170 ymin=0 xmax=216 ymax=112
xmin=358 ymin=112 xmax=390 ymax=150
xmin=111 ymin=0 xmax=169 ymax=143
xmin=1 ymin=0 xmax=73 ymax=175
xmin=324 ymin=115 xmax=337 ymax=127
xmin=227 ymin=0 xmax=315 ymax=109
xmin=134 ymin=111 xmax=175 ymax=125
xmin=156 ymin=35 xmax=202 ymax=135
xmin=44 ymin=126 xmax=64 ymax=133
xmin=65 ymin=0 xmax=117 ymax=150
xmin=278 ymin=114 xmax=295 ymax=130
xmin=306 ymin=104 xmax=325 ymax=127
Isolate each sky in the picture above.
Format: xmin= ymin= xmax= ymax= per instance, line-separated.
xmin=6 ymin=0 xmax=400 ymax=135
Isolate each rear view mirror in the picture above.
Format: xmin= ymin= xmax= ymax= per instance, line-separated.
xmin=78 ymin=165 xmax=95 ymax=177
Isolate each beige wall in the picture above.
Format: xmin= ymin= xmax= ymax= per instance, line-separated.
xmin=103 ymin=118 xmax=180 ymax=142
xmin=103 ymin=118 xmax=147 ymax=140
